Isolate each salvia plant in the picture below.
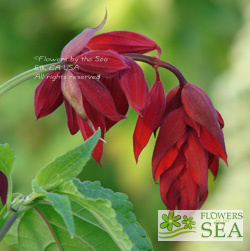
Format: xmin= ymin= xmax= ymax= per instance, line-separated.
xmin=0 ymin=12 xmax=227 ymax=250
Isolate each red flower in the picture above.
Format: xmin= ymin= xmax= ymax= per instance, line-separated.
xmin=151 ymin=83 xmax=227 ymax=210
xmin=0 ymin=171 xmax=8 ymax=206
xmin=34 ymin=15 xmax=161 ymax=164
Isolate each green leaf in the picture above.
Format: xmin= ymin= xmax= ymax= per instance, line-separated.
xmin=35 ymin=129 xmax=101 ymax=190
xmin=32 ymin=181 xmax=74 ymax=238
xmin=63 ymin=190 xmax=132 ymax=250
xmin=7 ymin=202 xmax=127 ymax=250
xmin=0 ymin=144 xmax=14 ymax=177
xmin=73 ymin=180 xmax=152 ymax=251
xmin=54 ymin=180 xmax=80 ymax=197
xmin=6 ymin=180 xmax=152 ymax=250
xmin=16 ymin=207 xmax=58 ymax=250
xmin=56 ymin=179 xmax=152 ymax=250
xmin=45 ymin=192 xmax=74 ymax=238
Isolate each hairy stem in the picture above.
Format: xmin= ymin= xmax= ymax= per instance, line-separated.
xmin=125 ymin=53 xmax=188 ymax=85
xmin=6 ymin=177 xmax=12 ymax=212
xmin=0 ymin=61 xmax=72 ymax=97
xmin=0 ymin=214 xmax=19 ymax=241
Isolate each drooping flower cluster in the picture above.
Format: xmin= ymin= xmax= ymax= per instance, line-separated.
xmin=35 ymin=14 xmax=160 ymax=164
xmin=35 ymin=15 xmax=227 ymax=210
xmin=134 ymin=82 xmax=227 ymax=209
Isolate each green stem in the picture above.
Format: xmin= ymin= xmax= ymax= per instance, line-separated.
xmin=125 ymin=53 xmax=188 ymax=86
xmin=0 ymin=61 xmax=70 ymax=97
xmin=0 ymin=194 xmax=41 ymax=241
xmin=0 ymin=213 xmax=18 ymax=241
xmin=6 ymin=177 xmax=12 ymax=211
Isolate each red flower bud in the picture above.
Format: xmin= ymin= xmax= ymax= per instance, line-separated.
xmin=133 ymin=78 xmax=166 ymax=162
xmin=0 ymin=171 xmax=8 ymax=206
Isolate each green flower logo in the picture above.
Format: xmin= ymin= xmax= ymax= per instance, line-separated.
xmin=181 ymin=216 xmax=196 ymax=229
xmin=160 ymin=210 xmax=181 ymax=231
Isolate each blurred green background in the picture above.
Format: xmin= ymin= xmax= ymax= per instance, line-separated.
xmin=0 ymin=0 xmax=249 ymax=250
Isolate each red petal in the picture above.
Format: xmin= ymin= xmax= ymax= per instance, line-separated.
xmin=87 ymin=31 xmax=161 ymax=55
xmin=34 ymin=72 xmax=63 ymax=119
xmin=82 ymin=98 xmax=106 ymax=135
xmin=163 ymin=85 xmax=181 ymax=117
xmin=183 ymin=130 xmax=208 ymax=200
xmin=77 ymin=117 xmax=103 ymax=165
xmin=152 ymin=107 xmax=186 ymax=172
xmin=200 ymin=126 xmax=227 ymax=164
xmin=178 ymin=170 xmax=198 ymax=210
xmin=120 ymin=57 xmax=149 ymax=114
xmin=153 ymin=85 xmax=181 ymax=137
xmin=64 ymin=99 xmax=79 ymax=135
xmin=166 ymin=86 xmax=180 ymax=103
xmin=0 ymin=171 xmax=8 ymax=206
xmin=133 ymin=80 xmax=166 ymax=161
xmin=101 ymin=77 xmax=129 ymax=131
xmin=176 ymin=132 xmax=188 ymax=150
xmin=74 ymin=47 xmax=90 ymax=57
xmin=165 ymin=179 xmax=183 ymax=210
xmin=184 ymin=112 xmax=200 ymax=136
xmin=76 ymin=74 xmax=125 ymax=121
xmin=181 ymin=83 xmax=226 ymax=156
xmin=72 ymin=50 xmax=128 ymax=75
xmin=61 ymin=12 xmax=107 ymax=59
xmin=159 ymin=153 xmax=185 ymax=207
xmin=208 ymin=154 xmax=219 ymax=180
xmin=153 ymin=146 xmax=178 ymax=182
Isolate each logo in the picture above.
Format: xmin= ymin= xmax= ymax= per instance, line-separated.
xmin=158 ymin=210 xmax=243 ymax=241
